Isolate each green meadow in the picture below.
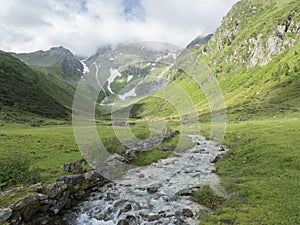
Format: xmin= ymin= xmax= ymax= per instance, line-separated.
xmin=197 ymin=116 xmax=300 ymax=225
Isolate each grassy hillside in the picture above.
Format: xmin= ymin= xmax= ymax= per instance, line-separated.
xmin=0 ymin=51 xmax=72 ymax=120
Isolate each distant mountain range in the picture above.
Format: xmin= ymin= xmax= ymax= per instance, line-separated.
xmin=11 ymin=46 xmax=84 ymax=84
xmin=1 ymin=0 xmax=299 ymax=121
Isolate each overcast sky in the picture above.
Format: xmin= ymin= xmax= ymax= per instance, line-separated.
xmin=0 ymin=0 xmax=238 ymax=56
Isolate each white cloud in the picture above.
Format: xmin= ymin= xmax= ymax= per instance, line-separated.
xmin=0 ymin=0 xmax=238 ymax=56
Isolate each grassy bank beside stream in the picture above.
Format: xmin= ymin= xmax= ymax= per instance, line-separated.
xmin=199 ymin=117 xmax=300 ymax=225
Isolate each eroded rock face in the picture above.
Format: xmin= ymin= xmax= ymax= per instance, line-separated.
xmin=204 ymin=2 xmax=299 ymax=69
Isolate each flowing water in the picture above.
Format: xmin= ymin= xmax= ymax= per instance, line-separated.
xmin=73 ymin=135 xmax=225 ymax=225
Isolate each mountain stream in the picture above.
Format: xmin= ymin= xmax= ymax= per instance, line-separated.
xmin=72 ymin=135 xmax=225 ymax=225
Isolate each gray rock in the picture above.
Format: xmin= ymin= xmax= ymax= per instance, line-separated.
xmin=49 ymin=190 xmax=70 ymax=215
xmin=182 ymin=208 xmax=194 ymax=217
xmin=63 ymin=161 xmax=83 ymax=173
xmin=169 ymin=130 xmax=180 ymax=138
xmin=193 ymin=149 xmax=205 ymax=153
xmin=57 ymin=174 xmax=84 ymax=186
xmin=146 ymin=186 xmax=158 ymax=194
xmin=148 ymin=213 xmax=160 ymax=221
xmin=219 ymin=146 xmax=226 ymax=152
xmin=95 ymin=213 xmax=105 ymax=220
xmin=176 ymin=186 xmax=200 ymax=196
xmin=106 ymin=153 xmax=127 ymax=163
xmin=210 ymin=154 xmax=222 ymax=163
xmin=124 ymin=203 xmax=132 ymax=212
xmin=20 ymin=201 xmax=39 ymax=221
xmin=117 ymin=219 xmax=129 ymax=225
xmin=29 ymin=214 xmax=50 ymax=225
xmin=92 ymin=163 xmax=111 ymax=180
xmin=0 ymin=208 xmax=12 ymax=222
xmin=138 ymin=173 xmax=145 ymax=178
xmin=43 ymin=181 xmax=68 ymax=199
xmin=14 ymin=194 xmax=48 ymax=211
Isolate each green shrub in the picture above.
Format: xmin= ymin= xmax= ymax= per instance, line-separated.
xmin=0 ymin=152 xmax=41 ymax=190
xmin=194 ymin=185 xmax=226 ymax=209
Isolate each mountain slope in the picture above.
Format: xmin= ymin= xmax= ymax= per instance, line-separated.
xmin=135 ymin=0 xmax=300 ymax=121
xmin=0 ymin=51 xmax=70 ymax=119
xmin=11 ymin=46 xmax=83 ymax=84
xmin=83 ymin=42 xmax=181 ymax=105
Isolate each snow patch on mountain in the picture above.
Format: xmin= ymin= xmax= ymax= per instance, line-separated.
xmin=81 ymin=60 xmax=90 ymax=74
xmin=127 ymin=75 xmax=133 ymax=82
xmin=155 ymin=52 xmax=177 ymax=62
xmin=108 ymin=68 xmax=122 ymax=94
xmin=118 ymin=80 xmax=143 ymax=100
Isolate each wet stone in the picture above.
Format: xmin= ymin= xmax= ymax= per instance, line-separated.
xmin=148 ymin=213 xmax=160 ymax=221
xmin=182 ymin=208 xmax=194 ymax=217
xmin=146 ymin=186 xmax=159 ymax=194
xmin=124 ymin=203 xmax=132 ymax=212
xmin=117 ymin=219 xmax=129 ymax=225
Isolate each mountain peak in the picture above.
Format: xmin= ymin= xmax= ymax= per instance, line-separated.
xmin=10 ymin=46 xmax=83 ymax=82
xmin=186 ymin=34 xmax=213 ymax=48
xmin=49 ymin=46 xmax=74 ymax=56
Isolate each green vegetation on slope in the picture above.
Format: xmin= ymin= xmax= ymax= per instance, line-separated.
xmin=12 ymin=46 xmax=83 ymax=82
xmin=0 ymin=51 xmax=70 ymax=119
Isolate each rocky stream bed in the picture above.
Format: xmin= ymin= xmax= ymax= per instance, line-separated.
xmin=69 ymin=135 xmax=226 ymax=225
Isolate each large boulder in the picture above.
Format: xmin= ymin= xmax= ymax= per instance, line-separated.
xmin=41 ymin=181 xmax=68 ymax=199
xmin=13 ymin=194 xmax=48 ymax=222
xmin=49 ymin=190 xmax=70 ymax=215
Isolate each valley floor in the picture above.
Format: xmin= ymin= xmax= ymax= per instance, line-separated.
xmin=0 ymin=115 xmax=299 ymax=224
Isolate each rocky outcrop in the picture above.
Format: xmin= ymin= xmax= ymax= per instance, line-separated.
xmin=122 ymin=130 xmax=179 ymax=162
xmin=200 ymin=1 xmax=300 ymax=69
xmin=1 ymin=166 xmax=108 ymax=225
